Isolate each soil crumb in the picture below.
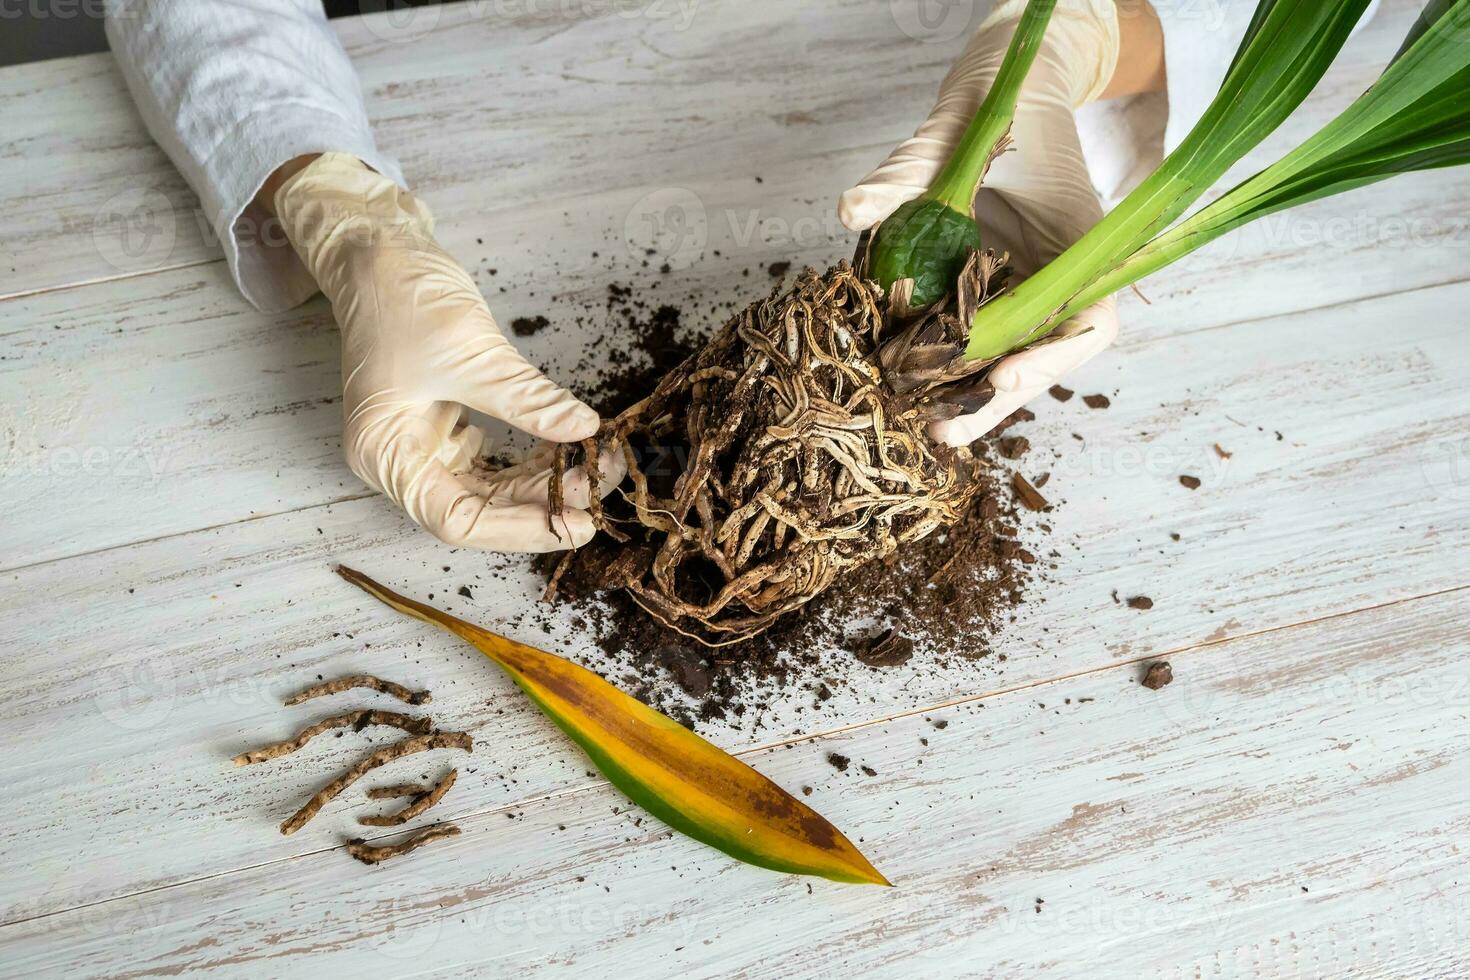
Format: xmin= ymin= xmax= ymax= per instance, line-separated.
xmin=1141 ymin=661 xmax=1173 ymax=690
xmin=767 ymin=260 xmax=792 ymax=278
xmin=1048 ymin=385 xmax=1073 ymax=402
xmin=511 ymin=315 xmax=550 ymax=337
xmin=1179 ymin=474 xmax=1201 ymax=490
xmin=1126 ymin=595 xmax=1154 ymax=610
xmin=1011 ymin=472 xmax=1049 ymax=512
xmin=851 ymin=629 xmax=915 ymax=668
xmin=826 ymin=753 xmax=851 ymax=772
xmin=999 ymin=436 xmax=1030 ymax=460
xmin=1082 ymin=393 xmax=1111 ymax=410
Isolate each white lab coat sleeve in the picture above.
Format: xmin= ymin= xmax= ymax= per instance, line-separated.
xmin=104 ymin=0 xmax=405 ymax=312
xmin=1079 ymin=0 xmax=1381 ymax=207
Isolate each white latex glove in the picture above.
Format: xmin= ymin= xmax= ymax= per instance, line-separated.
xmin=276 ymin=153 xmax=622 ymax=551
xmin=840 ymin=0 xmax=1123 ymax=445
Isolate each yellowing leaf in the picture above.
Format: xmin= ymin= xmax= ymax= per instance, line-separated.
xmin=336 ymin=566 xmax=889 ymax=886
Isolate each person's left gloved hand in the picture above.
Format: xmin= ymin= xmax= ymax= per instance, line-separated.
xmin=275 ymin=153 xmax=622 ymax=552
xmin=839 ymin=0 xmax=1123 ymax=445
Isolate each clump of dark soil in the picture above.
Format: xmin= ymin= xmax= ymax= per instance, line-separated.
xmin=510 ymin=315 xmax=550 ymax=337
xmin=1141 ymin=661 xmax=1173 ymax=690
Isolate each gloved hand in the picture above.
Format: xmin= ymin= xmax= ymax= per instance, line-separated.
xmin=840 ymin=0 xmax=1123 ymax=445
xmin=275 ymin=153 xmax=622 ymax=551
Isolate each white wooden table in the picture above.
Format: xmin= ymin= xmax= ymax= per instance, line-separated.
xmin=2 ymin=2 xmax=1467 ymax=976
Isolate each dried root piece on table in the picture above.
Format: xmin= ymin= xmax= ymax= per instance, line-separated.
xmin=347 ymin=823 xmax=462 ymax=865
xmin=284 ymin=674 xmax=432 ymax=707
xmin=280 ymin=731 xmax=472 ymax=835
xmin=359 ymin=769 xmax=457 ymax=827
xmin=232 ymin=710 xmax=432 ymax=766
xmin=367 ymin=783 xmax=430 ymax=799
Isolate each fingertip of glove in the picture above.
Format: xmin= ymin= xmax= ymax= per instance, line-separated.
xmin=548 ymin=509 xmax=597 ymax=551
xmin=561 ymin=402 xmax=602 ymax=442
xmin=837 ymin=186 xmax=891 ymax=232
xmin=927 ymin=415 xmax=983 ymax=448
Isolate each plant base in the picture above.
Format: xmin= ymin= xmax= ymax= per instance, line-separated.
xmin=553 ymin=262 xmax=982 ymax=646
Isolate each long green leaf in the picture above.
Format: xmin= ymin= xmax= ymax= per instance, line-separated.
xmin=964 ymin=0 xmax=1372 ymax=360
xmin=1059 ymin=1 xmax=1470 ymax=316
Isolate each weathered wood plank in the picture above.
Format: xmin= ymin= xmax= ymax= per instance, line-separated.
xmin=0 ymin=0 xmax=1456 ymax=322
xmin=3 ymin=586 xmax=1464 ymax=977
xmin=1 ymin=277 xmax=1465 ymax=926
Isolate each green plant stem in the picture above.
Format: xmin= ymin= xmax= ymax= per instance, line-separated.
xmin=925 ymin=0 xmax=1059 ymax=212
xmin=864 ymin=0 xmax=1059 ymax=309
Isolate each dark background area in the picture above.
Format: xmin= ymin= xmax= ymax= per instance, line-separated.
xmin=0 ymin=1 xmax=452 ymax=68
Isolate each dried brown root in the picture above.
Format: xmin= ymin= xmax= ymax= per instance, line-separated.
xmin=280 ymin=731 xmax=472 ymax=835
xmin=558 ymin=262 xmax=982 ymax=644
xmin=359 ymin=769 xmax=457 ymax=827
xmin=232 ymin=710 xmax=432 ymax=766
xmin=346 ymin=823 xmax=462 ymax=866
xmin=283 ymin=674 xmax=431 ymax=707
xmin=547 ymin=442 xmax=569 ymax=538
xmin=367 ymin=783 xmax=431 ymax=799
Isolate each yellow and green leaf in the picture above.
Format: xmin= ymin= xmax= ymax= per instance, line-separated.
xmin=336 ymin=566 xmax=890 ymax=886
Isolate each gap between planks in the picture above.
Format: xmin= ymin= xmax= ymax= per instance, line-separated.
xmin=0 ymin=257 xmax=221 ymax=307
xmin=5 ymin=579 xmax=1464 ymax=933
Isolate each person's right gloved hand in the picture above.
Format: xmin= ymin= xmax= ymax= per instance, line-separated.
xmin=275 ymin=153 xmax=623 ymax=552
xmin=839 ymin=0 xmax=1124 ymax=446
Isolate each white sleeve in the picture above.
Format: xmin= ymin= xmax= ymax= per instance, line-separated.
xmin=104 ymin=0 xmax=405 ymax=312
xmin=1079 ymin=0 xmax=1381 ymax=207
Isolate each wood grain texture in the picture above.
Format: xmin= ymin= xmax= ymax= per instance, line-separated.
xmin=3 ymin=587 xmax=1465 ymax=977
xmin=0 ymin=277 xmax=1465 ymax=928
xmin=2 ymin=0 xmax=1468 ymax=974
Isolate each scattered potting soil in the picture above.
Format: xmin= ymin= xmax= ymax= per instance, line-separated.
xmin=1082 ymin=393 xmax=1111 ymax=410
xmin=1048 ymin=385 xmax=1073 ymax=402
xmin=1179 ymin=474 xmax=1201 ymax=490
xmin=1127 ymin=595 xmax=1154 ymax=610
xmin=495 ymin=271 xmax=1051 ymax=728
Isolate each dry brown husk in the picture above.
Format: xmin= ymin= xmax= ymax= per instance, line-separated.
xmin=552 ymin=239 xmax=1016 ymax=645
